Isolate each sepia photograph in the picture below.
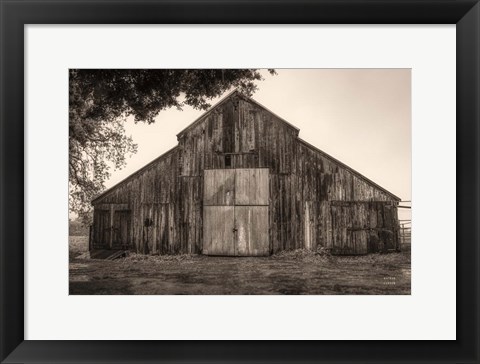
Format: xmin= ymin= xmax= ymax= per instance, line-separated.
xmin=69 ymin=69 xmax=411 ymax=295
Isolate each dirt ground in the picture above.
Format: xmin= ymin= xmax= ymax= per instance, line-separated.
xmin=69 ymin=236 xmax=411 ymax=295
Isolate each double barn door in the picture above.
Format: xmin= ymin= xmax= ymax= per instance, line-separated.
xmin=203 ymin=168 xmax=269 ymax=256
xmin=93 ymin=208 xmax=131 ymax=250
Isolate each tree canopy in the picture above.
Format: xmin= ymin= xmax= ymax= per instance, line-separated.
xmin=69 ymin=69 xmax=275 ymax=224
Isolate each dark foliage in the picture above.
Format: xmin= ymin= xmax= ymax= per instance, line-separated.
xmin=69 ymin=69 xmax=275 ymax=223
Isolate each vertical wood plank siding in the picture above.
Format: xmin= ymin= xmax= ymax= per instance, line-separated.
xmin=92 ymin=93 xmax=400 ymax=255
xmin=294 ymin=140 xmax=400 ymax=254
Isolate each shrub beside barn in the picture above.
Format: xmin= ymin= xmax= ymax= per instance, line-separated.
xmin=91 ymin=91 xmax=400 ymax=256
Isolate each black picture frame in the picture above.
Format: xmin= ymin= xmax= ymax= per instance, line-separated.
xmin=1 ymin=1 xmax=478 ymax=363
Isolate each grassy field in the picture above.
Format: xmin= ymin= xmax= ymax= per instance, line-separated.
xmin=69 ymin=236 xmax=410 ymax=295
xmin=69 ymin=235 xmax=89 ymax=260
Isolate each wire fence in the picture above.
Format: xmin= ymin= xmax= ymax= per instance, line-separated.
xmin=399 ymin=221 xmax=411 ymax=250
xmin=398 ymin=200 xmax=411 ymax=251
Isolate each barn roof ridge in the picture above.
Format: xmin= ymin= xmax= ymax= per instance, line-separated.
xmin=236 ymin=91 xmax=300 ymax=133
xmin=175 ymin=89 xmax=238 ymax=138
xmin=297 ymin=138 xmax=401 ymax=201
xmin=176 ymin=89 xmax=300 ymax=139
xmin=92 ymin=90 xmax=400 ymax=205
xmin=91 ymin=145 xmax=179 ymax=204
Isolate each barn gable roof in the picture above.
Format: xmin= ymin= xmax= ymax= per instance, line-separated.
xmin=297 ymin=138 xmax=401 ymax=201
xmin=91 ymin=89 xmax=401 ymax=204
xmin=91 ymin=146 xmax=178 ymax=204
xmin=176 ymin=89 xmax=299 ymax=139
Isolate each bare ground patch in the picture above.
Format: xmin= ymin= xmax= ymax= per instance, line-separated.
xmin=69 ymin=239 xmax=410 ymax=295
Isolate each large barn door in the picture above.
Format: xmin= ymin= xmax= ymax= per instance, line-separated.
xmin=203 ymin=170 xmax=236 ymax=255
xmin=203 ymin=206 xmax=235 ymax=255
xmin=235 ymin=206 xmax=269 ymax=256
xmin=203 ymin=168 xmax=269 ymax=256
xmin=234 ymin=169 xmax=269 ymax=256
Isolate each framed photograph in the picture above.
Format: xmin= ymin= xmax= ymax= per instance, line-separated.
xmin=1 ymin=0 xmax=478 ymax=363
xmin=69 ymin=69 xmax=412 ymax=296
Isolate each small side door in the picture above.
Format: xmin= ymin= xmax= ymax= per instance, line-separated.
xmin=93 ymin=209 xmax=110 ymax=249
xmin=330 ymin=203 xmax=368 ymax=255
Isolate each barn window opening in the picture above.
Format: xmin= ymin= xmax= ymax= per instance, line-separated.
xmin=225 ymin=155 xmax=232 ymax=168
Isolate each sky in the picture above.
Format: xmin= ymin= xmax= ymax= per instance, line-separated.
xmin=105 ymin=69 xmax=411 ymax=221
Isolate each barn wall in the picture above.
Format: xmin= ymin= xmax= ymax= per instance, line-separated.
xmin=177 ymin=95 xmax=298 ymax=174
xmin=176 ymin=95 xmax=300 ymax=254
xmin=92 ymin=148 xmax=181 ymax=254
xmin=92 ymin=92 xmax=399 ymax=256
xmin=92 ymin=94 xmax=300 ymax=254
xmin=295 ymin=140 xmax=400 ymax=254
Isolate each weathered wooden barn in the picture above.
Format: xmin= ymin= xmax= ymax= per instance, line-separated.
xmin=91 ymin=90 xmax=400 ymax=256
